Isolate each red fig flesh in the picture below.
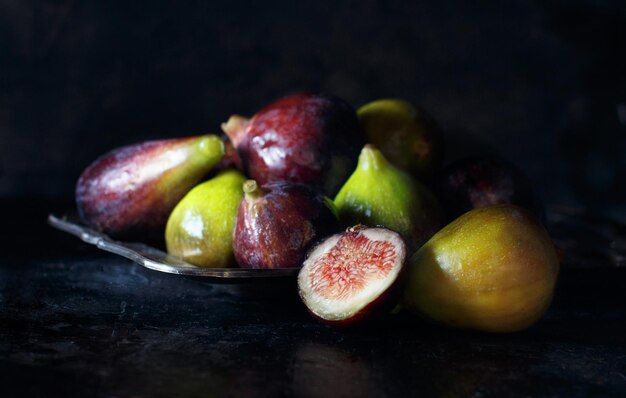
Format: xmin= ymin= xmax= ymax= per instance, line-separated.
xmin=298 ymin=227 xmax=407 ymax=323
xmin=233 ymin=180 xmax=339 ymax=269
xmin=222 ymin=93 xmax=365 ymax=195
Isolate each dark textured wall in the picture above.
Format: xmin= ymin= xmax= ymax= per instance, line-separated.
xmin=1 ymin=0 xmax=624 ymax=207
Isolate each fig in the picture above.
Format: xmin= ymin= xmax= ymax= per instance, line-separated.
xmin=213 ymin=138 xmax=243 ymax=173
xmin=76 ymin=134 xmax=224 ymax=238
xmin=222 ymin=92 xmax=365 ymax=195
xmin=233 ymin=180 xmax=339 ymax=269
xmin=436 ymin=156 xmax=543 ymax=221
xmin=402 ymin=205 xmax=559 ymax=333
xmin=298 ymin=226 xmax=407 ymax=324
xmin=165 ymin=169 xmax=247 ymax=268
xmin=334 ymin=145 xmax=443 ymax=251
xmin=357 ymin=99 xmax=444 ymax=180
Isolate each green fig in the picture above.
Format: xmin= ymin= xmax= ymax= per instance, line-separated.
xmin=402 ymin=205 xmax=560 ymax=333
xmin=165 ymin=169 xmax=247 ymax=268
xmin=76 ymin=134 xmax=225 ymax=239
xmin=358 ymin=99 xmax=443 ymax=180
xmin=334 ymin=145 xmax=443 ymax=251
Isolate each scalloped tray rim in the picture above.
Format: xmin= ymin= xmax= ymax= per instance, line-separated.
xmin=48 ymin=214 xmax=300 ymax=279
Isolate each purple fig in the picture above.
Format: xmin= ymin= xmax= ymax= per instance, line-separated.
xmin=436 ymin=157 xmax=544 ymax=221
xmin=76 ymin=135 xmax=224 ymax=238
xmin=233 ymin=180 xmax=339 ymax=269
xmin=222 ymin=93 xmax=365 ymax=196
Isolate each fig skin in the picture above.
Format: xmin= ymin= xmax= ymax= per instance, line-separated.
xmin=334 ymin=145 xmax=444 ymax=251
xmin=213 ymin=138 xmax=243 ymax=173
xmin=222 ymin=92 xmax=365 ymax=196
xmin=436 ymin=157 xmax=543 ymax=221
xmin=233 ymin=180 xmax=340 ymax=269
xmin=165 ymin=169 xmax=247 ymax=268
xmin=76 ymin=134 xmax=224 ymax=239
xmin=358 ymin=99 xmax=444 ymax=181
xmin=402 ymin=205 xmax=559 ymax=333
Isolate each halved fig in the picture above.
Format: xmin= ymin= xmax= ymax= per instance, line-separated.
xmin=298 ymin=226 xmax=407 ymax=324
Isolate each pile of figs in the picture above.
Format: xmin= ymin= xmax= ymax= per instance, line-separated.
xmin=75 ymin=93 xmax=559 ymax=332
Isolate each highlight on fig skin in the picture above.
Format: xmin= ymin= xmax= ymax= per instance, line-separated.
xmin=298 ymin=226 xmax=407 ymax=325
xmin=221 ymin=92 xmax=365 ymax=196
xmin=165 ymin=169 xmax=247 ymax=268
xmin=232 ymin=179 xmax=340 ymax=269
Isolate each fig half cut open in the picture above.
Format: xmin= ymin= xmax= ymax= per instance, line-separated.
xmin=298 ymin=226 xmax=407 ymax=324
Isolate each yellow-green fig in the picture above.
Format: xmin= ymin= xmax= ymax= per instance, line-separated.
xmin=165 ymin=169 xmax=247 ymax=268
xmin=334 ymin=145 xmax=443 ymax=251
xmin=402 ymin=205 xmax=559 ymax=333
xmin=358 ymin=99 xmax=443 ymax=180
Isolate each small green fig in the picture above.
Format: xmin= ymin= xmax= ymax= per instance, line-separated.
xmin=358 ymin=99 xmax=443 ymax=180
xmin=334 ymin=145 xmax=443 ymax=251
xmin=165 ymin=169 xmax=247 ymax=268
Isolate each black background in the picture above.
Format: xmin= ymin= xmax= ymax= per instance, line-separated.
xmin=1 ymin=0 xmax=625 ymax=209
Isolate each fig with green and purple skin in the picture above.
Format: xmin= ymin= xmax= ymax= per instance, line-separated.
xmin=436 ymin=156 xmax=543 ymax=221
xmin=298 ymin=225 xmax=407 ymax=325
xmin=357 ymin=99 xmax=444 ymax=180
xmin=76 ymin=134 xmax=224 ymax=239
xmin=334 ymin=145 xmax=443 ymax=251
xmin=222 ymin=92 xmax=365 ymax=196
xmin=233 ymin=180 xmax=339 ymax=269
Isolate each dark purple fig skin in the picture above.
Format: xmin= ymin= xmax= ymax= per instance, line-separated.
xmin=233 ymin=181 xmax=339 ymax=269
xmin=436 ymin=157 xmax=544 ymax=221
xmin=223 ymin=93 xmax=365 ymax=196
xmin=76 ymin=135 xmax=222 ymax=239
xmin=212 ymin=138 xmax=243 ymax=173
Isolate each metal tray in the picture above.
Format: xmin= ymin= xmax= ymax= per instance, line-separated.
xmin=48 ymin=214 xmax=300 ymax=279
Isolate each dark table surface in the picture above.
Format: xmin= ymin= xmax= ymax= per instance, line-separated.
xmin=1 ymin=199 xmax=625 ymax=397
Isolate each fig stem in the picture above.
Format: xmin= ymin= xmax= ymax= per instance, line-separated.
xmin=359 ymin=144 xmax=389 ymax=171
xmin=221 ymin=115 xmax=249 ymax=148
xmin=346 ymin=224 xmax=367 ymax=233
xmin=363 ymin=143 xmax=377 ymax=151
xmin=243 ymin=180 xmax=265 ymax=201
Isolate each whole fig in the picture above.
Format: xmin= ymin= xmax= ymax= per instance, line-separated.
xmin=233 ymin=180 xmax=339 ymax=269
xmin=334 ymin=145 xmax=443 ymax=251
xmin=402 ymin=205 xmax=559 ymax=333
xmin=222 ymin=93 xmax=365 ymax=195
xmin=436 ymin=156 xmax=543 ymax=221
xmin=358 ymin=99 xmax=444 ymax=180
xmin=165 ymin=169 xmax=246 ymax=268
xmin=76 ymin=135 xmax=224 ymax=239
